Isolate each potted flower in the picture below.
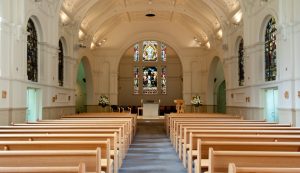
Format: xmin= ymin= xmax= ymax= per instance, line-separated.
xmin=191 ymin=95 xmax=202 ymax=107
xmin=98 ymin=95 xmax=109 ymax=107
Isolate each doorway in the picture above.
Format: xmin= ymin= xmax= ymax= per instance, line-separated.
xmin=76 ymin=60 xmax=87 ymax=113
xmin=26 ymin=88 xmax=41 ymax=122
xmin=264 ymin=88 xmax=278 ymax=122
xmin=217 ymin=80 xmax=226 ymax=113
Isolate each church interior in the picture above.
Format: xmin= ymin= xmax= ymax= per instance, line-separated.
xmin=0 ymin=0 xmax=300 ymax=172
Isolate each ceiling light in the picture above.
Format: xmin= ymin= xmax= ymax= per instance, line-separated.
xmin=90 ymin=42 xmax=95 ymax=49
xmin=217 ymin=29 xmax=223 ymax=39
xmin=206 ymin=42 xmax=211 ymax=49
xmin=145 ymin=11 xmax=156 ymax=17
xmin=60 ymin=11 xmax=69 ymax=24
xmin=232 ymin=9 xmax=242 ymax=24
xmin=78 ymin=30 xmax=85 ymax=40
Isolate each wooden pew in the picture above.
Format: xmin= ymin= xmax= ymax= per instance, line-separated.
xmin=0 ymin=133 xmax=120 ymax=170
xmin=8 ymin=124 xmax=131 ymax=149
xmin=61 ymin=113 xmax=137 ymax=135
xmin=0 ymin=140 xmax=114 ymax=173
xmin=182 ymin=128 xmax=300 ymax=167
xmin=169 ymin=119 xmax=254 ymax=144
xmin=173 ymin=122 xmax=290 ymax=151
xmin=179 ymin=126 xmax=299 ymax=160
xmin=0 ymin=163 xmax=87 ymax=173
xmin=193 ymin=140 xmax=300 ymax=173
xmin=0 ymin=127 xmax=127 ymax=157
xmin=228 ymin=163 xmax=300 ymax=173
xmin=167 ymin=116 xmax=243 ymax=136
xmin=0 ymin=148 xmax=102 ymax=173
xmin=208 ymin=148 xmax=300 ymax=173
xmin=166 ymin=114 xmax=243 ymax=136
xmin=28 ymin=119 xmax=134 ymax=141
xmin=182 ymin=130 xmax=300 ymax=166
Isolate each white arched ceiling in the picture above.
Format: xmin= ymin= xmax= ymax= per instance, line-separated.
xmin=60 ymin=0 xmax=242 ymax=49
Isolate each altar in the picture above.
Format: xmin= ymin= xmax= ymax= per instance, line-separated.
xmin=142 ymin=100 xmax=159 ymax=118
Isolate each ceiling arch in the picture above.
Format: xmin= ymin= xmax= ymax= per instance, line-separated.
xmin=59 ymin=0 xmax=242 ymax=49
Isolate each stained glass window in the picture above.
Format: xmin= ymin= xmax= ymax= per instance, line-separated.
xmin=265 ymin=17 xmax=277 ymax=82
xmin=143 ymin=67 xmax=158 ymax=94
xmin=27 ymin=19 xmax=38 ymax=82
xmin=134 ymin=43 xmax=139 ymax=62
xmin=161 ymin=43 xmax=166 ymax=62
xmin=58 ymin=40 xmax=64 ymax=86
xmin=133 ymin=41 xmax=167 ymax=94
xmin=143 ymin=41 xmax=158 ymax=61
xmin=238 ymin=38 xmax=244 ymax=86
xmin=161 ymin=67 xmax=167 ymax=94
xmin=134 ymin=67 xmax=139 ymax=94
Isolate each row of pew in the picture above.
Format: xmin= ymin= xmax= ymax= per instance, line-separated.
xmin=0 ymin=112 xmax=137 ymax=173
xmin=166 ymin=112 xmax=300 ymax=173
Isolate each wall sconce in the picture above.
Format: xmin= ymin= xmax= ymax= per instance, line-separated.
xmin=231 ymin=93 xmax=234 ymax=98
xmin=52 ymin=95 xmax=57 ymax=102
xmin=284 ymin=91 xmax=289 ymax=99
xmin=2 ymin=90 xmax=7 ymax=99
xmin=298 ymin=91 xmax=300 ymax=98
xmin=68 ymin=96 xmax=71 ymax=101
xmin=246 ymin=97 xmax=250 ymax=103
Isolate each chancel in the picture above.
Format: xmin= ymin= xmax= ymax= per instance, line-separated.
xmin=0 ymin=0 xmax=300 ymax=173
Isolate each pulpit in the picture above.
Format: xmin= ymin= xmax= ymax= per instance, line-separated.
xmin=142 ymin=100 xmax=159 ymax=118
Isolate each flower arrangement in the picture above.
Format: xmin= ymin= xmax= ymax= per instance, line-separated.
xmin=98 ymin=95 xmax=109 ymax=107
xmin=191 ymin=95 xmax=202 ymax=107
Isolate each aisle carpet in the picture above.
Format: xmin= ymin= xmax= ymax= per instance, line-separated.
xmin=118 ymin=120 xmax=187 ymax=173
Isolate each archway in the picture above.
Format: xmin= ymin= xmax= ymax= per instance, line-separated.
xmin=75 ymin=57 xmax=93 ymax=113
xmin=118 ymin=40 xmax=183 ymax=115
xmin=207 ymin=57 xmax=226 ymax=113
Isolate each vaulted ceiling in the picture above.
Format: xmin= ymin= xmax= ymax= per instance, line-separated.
xmin=60 ymin=0 xmax=242 ymax=49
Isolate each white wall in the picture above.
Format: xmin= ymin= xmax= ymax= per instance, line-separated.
xmin=0 ymin=0 xmax=75 ymax=124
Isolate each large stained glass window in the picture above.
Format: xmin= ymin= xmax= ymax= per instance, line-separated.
xmin=134 ymin=43 xmax=139 ymax=62
xmin=58 ymin=39 xmax=64 ymax=86
xmin=143 ymin=41 xmax=158 ymax=61
xmin=134 ymin=67 xmax=139 ymax=94
xmin=161 ymin=66 xmax=167 ymax=94
xmin=134 ymin=41 xmax=167 ymax=94
xmin=161 ymin=43 xmax=166 ymax=62
xmin=265 ymin=17 xmax=277 ymax=82
xmin=143 ymin=67 xmax=158 ymax=94
xmin=238 ymin=38 xmax=244 ymax=86
xmin=27 ymin=19 xmax=38 ymax=82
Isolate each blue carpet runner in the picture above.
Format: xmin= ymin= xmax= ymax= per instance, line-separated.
xmin=119 ymin=121 xmax=187 ymax=173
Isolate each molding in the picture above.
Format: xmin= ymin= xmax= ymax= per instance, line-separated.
xmin=0 ymin=107 xmax=27 ymax=111
xmin=227 ymin=78 xmax=300 ymax=91
xmin=277 ymin=108 xmax=300 ymax=112
xmin=39 ymin=42 xmax=59 ymax=50
xmin=0 ymin=76 xmax=75 ymax=91
xmin=244 ymin=42 xmax=264 ymax=49
xmin=43 ymin=106 xmax=75 ymax=109
xmin=227 ymin=106 xmax=263 ymax=109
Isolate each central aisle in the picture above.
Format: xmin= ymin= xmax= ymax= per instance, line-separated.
xmin=119 ymin=120 xmax=187 ymax=173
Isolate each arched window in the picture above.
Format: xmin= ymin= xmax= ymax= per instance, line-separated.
xmin=238 ymin=38 xmax=244 ymax=86
xmin=133 ymin=41 xmax=167 ymax=94
xmin=58 ymin=39 xmax=64 ymax=86
xmin=27 ymin=19 xmax=38 ymax=82
xmin=265 ymin=17 xmax=277 ymax=81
